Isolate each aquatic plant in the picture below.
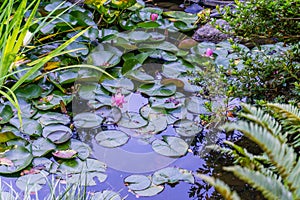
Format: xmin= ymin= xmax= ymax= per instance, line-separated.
xmin=199 ymin=103 xmax=300 ymax=199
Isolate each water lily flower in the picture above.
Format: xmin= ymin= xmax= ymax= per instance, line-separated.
xmin=205 ymin=48 xmax=213 ymax=57
xmin=150 ymin=13 xmax=158 ymax=21
xmin=112 ymin=92 xmax=126 ymax=108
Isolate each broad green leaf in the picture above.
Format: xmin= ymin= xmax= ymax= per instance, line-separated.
xmin=95 ymin=105 xmax=122 ymax=124
xmin=124 ymin=175 xmax=151 ymax=191
xmin=38 ymin=112 xmax=70 ymax=126
xmin=0 ymin=104 xmax=13 ymax=124
xmin=139 ymin=83 xmax=176 ymax=97
xmin=73 ymin=112 xmax=103 ymax=129
xmin=15 ymin=84 xmax=42 ymax=100
xmin=152 ymin=167 xmax=194 ymax=185
xmin=101 ymin=78 xmax=134 ymax=94
xmin=118 ymin=112 xmax=148 ymax=129
xmin=95 ymin=130 xmax=129 ymax=148
xmin=42 ymin=125 xmax=72 ymax=144
xmin=32 ymin=137 xmax=56 ymax=157
xmin=10 ymin=118 xmax=42 ymax=137
xmin=173 ymin=119 xmax=202 ymax=137
xmin=152 ymin=136 xmax=188 ymax=157
xmin=133 ymin=184 xmax=164 ymax=197
xmin=0 ymin=146 xmax=33 ymax=174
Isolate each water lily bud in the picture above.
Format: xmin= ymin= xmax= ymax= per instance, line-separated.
xmin=205 ymin=48 xmax=213 ymax=57
xmin=150 ymin=13 xmax=159 ymax=21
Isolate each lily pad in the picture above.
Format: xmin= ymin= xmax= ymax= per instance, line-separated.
xmin=15 ymin=84 xmax=42 ymax=100
xmin=149 ymin=96 xmax=183 ymax=109
xmin=95 ymin=130 xmax=129 ymax=148
xmin=33 ymin=91 xmax=72 ymax=110
xmin=0 ymin=146 xmax=33 ymax=174
xmin=10 ymin=118 xmax=42 ymax=137
xmin=91 ymin=190 xmax=122 ymax=200
xmin=58 ymin=158 xmax=107 ymax=186
xmin=133 ymin=184 xmax=164 ymax=197
xmin=38 ymin=112 xmax=70 ymax=126
xmin=118 ymin=112 xmax=148 ymax=129
xmin=128 ymin=31 xmax=151 ymax=42
xmin=95 ymin=105 xmax=122 ymax=124
xmin=125 ymin=69 xmax=154 ymax=83
xmin=32 ymin=138 xmax=56 ymax=157
xmin=73 ymin=112 xmax=103 ymax=129
xmin=152 ymin=136 xmax=188 ymax=157
xmin=53 ymin=149 xmax=77 ymax=159
xmin=0 ymin=128 xmax=19 ymax=143
xmin=173 ymin=119 xmax=202 ymax=137
xmin=0 ymin=105 xmax=13 ymax=125
xmin=139 ymin=83 xmax=176 ymax=97
xmin=186 ymin=97 xmax=211 ymax=114
xmin=16 ymin=172 xmax=48 ymax=192
xmin=124 ymin=175 xmax=151 ymax=191
xmin=139 ymin=41 xmax=178 ymax=53
xmin=101 ymin=78 xmax=134 ymax=94
xmin=42 ymin=125 xmax=72 ymax=144
xmin=87 ymin=45 xmax=121 ymax=68
xmin=152 ymin=167 xmax=194 ymax=185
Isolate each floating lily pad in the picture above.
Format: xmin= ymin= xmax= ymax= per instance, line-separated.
xmin=95 ymin=130 xmax=129 ymax=148
xmin=139 ymin=83 xmax=176 ymax=97
xmin=73 ymin=112 xmax=103 ymax=129
xmin=125 ymin=69 xmax=154 ymax=83
xmin=91 ymin=190 xmax=122 ymax=200
xmin=58 ymin=158 xmax=107 ymax=186
xmin=139 ymin=41 xmax=178 ymax=53
xmin=77 ymin=83 xmax=98 ymax=100
xmin=32 ymin=138 xmax=56 ymax=157
xmin=38 ymin=112 xmax=70 ymax=126
xmin=15 ymin=84 xmax=42 ymax=100
xmin=137 ymin=112 xmax=168 ymax=135
xmin=0 ymin=146 xmax=33 ymax=174
xmin=133 ymin=184 xmax=164 ymax=197
xmin=152 ymin=136 xmax=188 ymax=157
xmin=149 ymin=96 xmax=183 ymax=109
xmin=124 ymin=175 xmax=151 ymax=191
xmin=95 ymin=105 xmax=122 ymax=124
xmin=186 ymin=97 xmax=211 ymax=114
xmin=152 ymin=167 xmax=194 ymax=185
xmin=53 ymin=149 xmax=77 ymax=159
xmin=52 ymin=69 xmax=79 ymax=85
xmin=0 ymin=128 xmax=19 ymax=143
xmin=118 ymin=112 xmax=148 ymax=129
xmin=33 ymin=91 xmax=72 ymax=110
xmin=87 ymin=45 xmax=121 ymax=68
xmin=128 ymin=31 xmax=151 ymax=42
xmin=0 ymin=105 xmax=13 ymax=125
xmin=173 ymin=119 xmax=202 ymax=137
xmin=148 ymin=50 xmax=177 ymax=61
xmin=162 ymin=60 xmax=194 ymax=78
xmin=42 ymin=125 xmax=72 ymax=144
xmin=10 ymin=118 xmax=42 ymax=137
xmin=69 ymin=139 xmax=91 ymax=160
xmin=101 ymin=78 xmax=134 ymax=94
xmin=16 ymin=172 xmax=48 ymax=192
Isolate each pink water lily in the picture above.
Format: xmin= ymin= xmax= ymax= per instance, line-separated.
xmin=150 ymin=13 xmax=158 ymax=21
xmin=112 ymin=92 xmax=126 ymax=108
xmin=205 ymin=48 xmax=214 ymax=57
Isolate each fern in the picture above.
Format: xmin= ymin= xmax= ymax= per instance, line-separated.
xmin=224 ymin=166 xmax=293 ymax=200
xmin=201 ymin=103 xmax=300 ymax=200
xmin=197 ymin=174 xmax=241 ymax=200
xmin=267 ymin=103 xmax=300 ymax=146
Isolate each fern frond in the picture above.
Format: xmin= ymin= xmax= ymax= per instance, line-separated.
xmin=197 ymin=174 xmax=241 ymax=200
xmin=267 ymin=103 xmax=300 ymax=146
xmin=225 ymin=166 xmax=293 ymax=200
xmin=241 ymin=103 xmax=286 ymax=142
xmin=223 ymin=121 xmax=299 ymax=198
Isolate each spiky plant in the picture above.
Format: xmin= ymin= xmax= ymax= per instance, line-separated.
xmin=199 ymin=103 xmax=300 ymax=200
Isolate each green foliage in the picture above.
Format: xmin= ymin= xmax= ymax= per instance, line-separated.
xmin=220 ymin=0 xmax=300 ymax=43
xmin=200 ymin=103 xmax=300 ymax=199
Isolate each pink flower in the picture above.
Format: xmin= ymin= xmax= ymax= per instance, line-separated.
xmin=150 ymin=13 xmax=158 ymax=21
xmin=112 ymin=92 xmax=126 ymax=108
xmin=205 ymin=48 xmax=213 ymax=57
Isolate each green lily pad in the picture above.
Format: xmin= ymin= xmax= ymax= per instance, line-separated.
xmin=149 ymin=96 xmax=183 ymax=109
xmin=139 ymin=41 xmax=178 ymax=53
xmin=148 ymin=50 xmax=178 ymax=61
xmin=152 ymin=136 xmax=188 ymax=157
xmin=163 ymin=11 xmax=198 ymax=24
xmin=152 ymin=167 xmax=194 ymax=185
xmin=124 ymin=175 xmax=151 ymax=191
xmin=0 ymin=130 xmax=19 ymax=143
xmin=10 ymin=118 xmax=42 ymax=137
xmin=0 ymin=105 xmax=13 ymax=125
xmin=33 ymin=91 xmax=72 ymax=110
xmin=139 ymin=83 xmax=176 ymax=97
xmin=128 ymin=31 xmax=151 ymax=42
xmin=0 ymin=146 xmax=33 ymax=174
xmin=95 ymin=130 xmax=129 ymax=148
xmin=132 ymin=184 xmax=164 ymax=197
xmin=162 ymin=60 xmax=194 ymax=78
xmin=118 ymin=112 xmax=148 ymax=129
xmin=42 ymin=125 xmax=72 ymax=144
xmin=56 ymin=139 xmax=92 ymax=160
xmin=173 ymin=119 xmax=202 ymax=137
xmin=101 ymin=78 xmax=134 ymax=94
xmin=16 ymin=172 xmax=48 ymax=192
xmin=125 ymin=69 xmax=154 ymax=83
xmin=15 ymin=84 xmax=42 ymax=100
xmin=32 ymin=137 xmax=56 ymax=157
xmin=73 ymin=112 xmax=103 ymax=129
xmin=137 ymin=111 xmax=168 ymax=135
xmin=53 ymin=149 xmax=77 ymax=159
xmin=51 ymin=69 xmax=79 ymax=85
xmin=38 ymin=112 xmax=70 ymax=126
xmin=186 ymin=97 xmax=211 ymax=114
xmin=91 ymin=190 xmax=122 ymax=200
xmin=66 ymin=42 xmax=89 ymax=57
xmin=95 ymin=105 xmax=122 ymax=124
xmin=58 ymin=158 xmax=107 ymax=186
